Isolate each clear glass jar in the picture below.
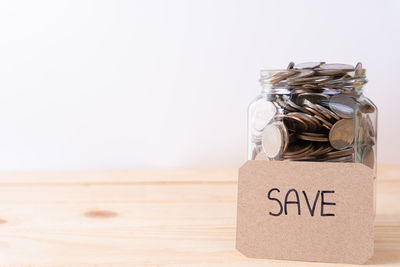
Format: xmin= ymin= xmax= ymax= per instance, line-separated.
xmin=248 ymin=62 xmax=377 ymax=178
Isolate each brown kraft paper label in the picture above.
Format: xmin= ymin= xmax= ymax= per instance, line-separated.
xmin=236 ymin=160 xmax=374 ymax=264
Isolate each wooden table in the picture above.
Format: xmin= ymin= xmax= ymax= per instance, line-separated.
xmin=0 ymin=166 xmax=399 ymax=266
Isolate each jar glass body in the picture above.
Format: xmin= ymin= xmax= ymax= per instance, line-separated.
xmin=248 ymin=69 xmax=377 ymax=178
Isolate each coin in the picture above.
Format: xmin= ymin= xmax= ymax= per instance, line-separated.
xmin=262 ymin=122 xmax=288 ymax=158
xmin=293 ymin=112 xmax=321 ymax=131
xmin=360 ymin=99 xmax=376 ymax=113
xmin=360 ymin=114 xmax=376 ymax=147
xmin=294 ymin=62 xmax=322 ymax=69
xmin=289 ymin=75 xmax=331 ymax=85
xmin=364 ymin=114 xmax=375 ymax=138
xmin=282 ymin=114 xmax=308 ymax=131
xmin=297 ymin=133 xmax=329 ymax=142
xmin=323 ymin=148 xmax=354 ymax=160
xmin=303 ymin=104 xmax=324 ymax=119
xmin=297 ymin=93 xmax=330 ymax=105
xmin=270 ymin=71 xmax=297 ymax=83
xmin=318 ymin=64 xmax=354 ymax=75
xmin=362 ymin=146 xmax=375 ymax=168
xmin=252 ymin=101 xmax=277 ymax=131
xmin=251 ymin=61 xmax=374 ymax=164
xmin=320 ymin=63 xmax=354 ymax=70
xmin=314 ymin=114 xmax=333 ymax=128
xmin=326 ymin=155 xmax=353 ymax=162
xmin=312 ymin=144 xmax=333 ymax=156
xmin=283 ymin=141 xmax=313 ymax=156
xmin=355 ymin=62 xmax=366 ymax=76
xmin=287 ymin=62 xmax=295 ymax=70
xmin=288 ymin=69 xmax=315 ymax=80
xmin=329 ymin=119 xmax=355 ymax=150
xmin=283 ymin=145 xmax=314 ymax=159
xmin=329 ymin=94 xmax=357 ymax=118
xmin=275 ymin=96 xmax=297 ymax=112
xmin=314 ymin=104 xmax=340 ymax=121
xmin=285 ymin=98 xmax=308 ymax=113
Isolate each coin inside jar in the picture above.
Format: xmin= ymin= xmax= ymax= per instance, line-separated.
xmin=329 ymin=94 xmax=357 ymax=118
xmin=261 ymin=122 xmax=288 ymax=159
xmin=362 ymin=146 xmax=375 ymax=169
xmin=297 ymin=93 xmax=330 ymax=105
xmin=250 ymin=61 xmax=375 ymax=164
xmin=296 ymin=133 xmax=329 ymax=142
xmin=281 ymin=114 xmax=308 ymax=131
xmin=283 ymin=141 xmax=313 ymax=156
xmin=329 ymin=119 xmax=355 ymax=150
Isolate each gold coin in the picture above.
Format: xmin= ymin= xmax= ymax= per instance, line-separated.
xmin=296 ymin=133 xmax=329 ymax=142
xmin=323 ymin=148 xmax=354 ymax=159
xmin=282 ymin=114 xmax=308 ymax=131
xmin=283 ymin=142 xmax=313 ymax=156
xmin=314 ymin=114 xmax=333 ymax=128
xmin=312 ymin=145 xmax=334 ymax=157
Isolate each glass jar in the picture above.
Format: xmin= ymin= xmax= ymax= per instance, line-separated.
xmin=248 ymin=62 xmax=377 ymax=177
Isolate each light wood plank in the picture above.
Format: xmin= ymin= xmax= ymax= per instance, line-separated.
xmin=0 ymin=166 xmax=398 ymax=266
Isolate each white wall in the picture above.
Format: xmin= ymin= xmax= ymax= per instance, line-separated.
xmin=0 ymin=0 xmax=399 ymax=170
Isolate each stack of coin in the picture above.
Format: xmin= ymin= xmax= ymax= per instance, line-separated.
xmin=251 ymin=62 xmax=376 ymax=169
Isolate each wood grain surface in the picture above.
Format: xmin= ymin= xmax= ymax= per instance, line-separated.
xmin=0 ymin=166 xmax=399 ymax=266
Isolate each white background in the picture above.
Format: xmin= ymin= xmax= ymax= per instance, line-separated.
xmin=0 ymin=0 xmax=399 ymax=170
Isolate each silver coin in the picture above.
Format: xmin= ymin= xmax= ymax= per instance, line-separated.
xmin=252 ymin=101 xmax=277 ymax=131
xmin=294 ymin=62 xmax=322 ymax=69
xmin=262 ymin=122 xmax=288 ymax=159
xmin=297 ymin=93 xmax=330 ymax=105
xmin=314 ymin=104 xmax=340 ymax=121
xmin=328 ymin=95 xmax=357 ymax=118
xmin=316 ymin=64 xmax=354 ymax=76
xmin=289 ymin=75 xmax=330 ymax=85
xmin=320 ymin=63 xmax=354 ymax=70
xmin=287 ymin=62 xmax=295 ymax=70
xmin=289 ymin=69 xmax=314 ymax=79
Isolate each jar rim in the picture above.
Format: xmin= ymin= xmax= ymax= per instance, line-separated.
xmin=259 ymin=68 xmax=367 ymax=95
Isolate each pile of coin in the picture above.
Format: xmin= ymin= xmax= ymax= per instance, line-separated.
xmin=260 ymin=62 xmax=367 ymax=94
xmin=251 ymin=62 xmax=376 ymax=168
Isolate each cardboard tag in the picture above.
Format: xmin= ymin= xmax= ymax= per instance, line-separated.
xmin=236 ymin=161 xmax=374 ymax=264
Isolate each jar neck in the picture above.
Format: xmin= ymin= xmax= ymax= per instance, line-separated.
xmin=259 ymin=69 xmax=367 ymax=97
xmin=260 ymin=83 xmax=365 ymax=97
